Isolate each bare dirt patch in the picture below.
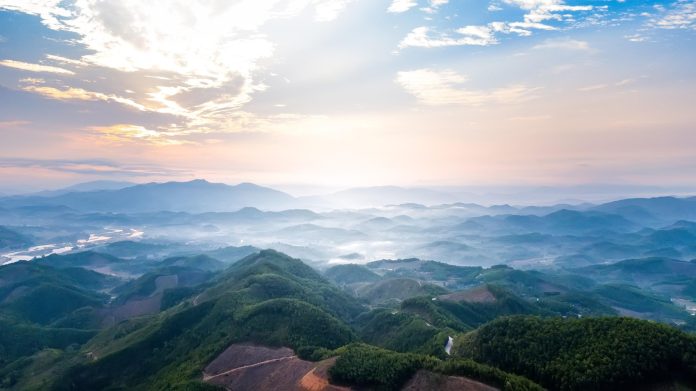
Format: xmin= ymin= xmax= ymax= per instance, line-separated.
xmin=203 ymin=344 xmax=351 ymax=391
xmin=204 ymin=344 xmax=295 ymax=377
xmin=299 ymin=357 xmax=350 ymax=391
xmin=402 ymin=370 xmax=499 ymax=391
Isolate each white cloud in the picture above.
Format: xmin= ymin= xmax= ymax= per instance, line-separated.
xmin=0 ymin=0 xmax=356 ymax=140
xmin=388 ymin=0 xmax=418 ymax=13
xmin=89 ymin=124 xmax=186 ymax=146
xmin=503 ymin=0 xmax=557 ymax=10
xmin=398 ymin=0 xmax=598 ymax=49
xmin=533 ymin=37 xmax=590 ymax=50
xmin=45 ymin=54 xmax=89 ymax=66
xmin=625 ymin=34 xmax=648 ymax=42
xmin=426 ymin=0 xmax=448 ymax=11
xmin=20 ymin=82 xmax=146 ymax=111
xmin=396 ymin=68 xmax=539 ymax=105
xmin=489 ymin=20 xmax=555 ymax=36
xmin=649 ymin=0 xmax=696 ymax=30
xmin=399 ymin=26 xmax=497 ymax=48
xmin=0 ymin=59 xmax=74 ymax=74
xmin=314 ymin=0 xmax=355 ymax=21
xmin=0 ymin=0 xmax=70 ymax=29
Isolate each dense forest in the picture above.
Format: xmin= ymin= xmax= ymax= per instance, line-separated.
xmin=2 ymin=249 xmax=696 ymax=390
xmin=456 ymin=316 xmax=696 ymax=390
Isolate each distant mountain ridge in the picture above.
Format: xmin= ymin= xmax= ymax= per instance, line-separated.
xmin=0 ymin=180 xmax=297 ymax=213
xmin=1 ymin=179 xmax=695 ymax=216
xmin=31 ymin=180 xmax=135 ymax=197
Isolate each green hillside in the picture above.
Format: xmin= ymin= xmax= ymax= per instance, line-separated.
xmin=456 ymin=316 xmax=696 ymax=390
xmin=48 ymin=250 xmax=364 ymax=390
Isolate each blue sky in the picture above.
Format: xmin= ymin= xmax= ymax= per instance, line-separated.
xmin=0 ymin=0 xmax=694 ymax=192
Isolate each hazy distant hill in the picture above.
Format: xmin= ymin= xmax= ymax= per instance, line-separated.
xmin=0 ymin=180 xmax=297 ymax=213
xmin=594 ymin=196 xmax=696 ymax=225
xmin=298 ymin=186 xmax=460 ymax=208
xmin=460 ymin=209 xmax=638 ymax=235
xmin=0 ymin=226 xmax=32 ymax=249
xmin=31 ymin=180 xmax=135 ymax=197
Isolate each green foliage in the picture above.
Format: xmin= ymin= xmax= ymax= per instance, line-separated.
xmin=295 ymin=345 xmax=333 ymax=361
xmin=356 ymin=278 xmax=448 ymax=306
xmin=329 ymin=343 xmax=437 ymax=390
xmin=237 ymin=298 xmax=356 ymax=349
xmin=158 ymin=255 xmax=226 ymax=272
xmin=0 ymin=262 xmax=117 ymax=294
xmin=111 ymin=266 xmax=212 ymax=305
xmin=49 ymin=250 xmax=365 ymax=390
xmin=355 ymin=309 xmax=446 ymax=356
xmin=2 ymin=283 xmax=106 ymax=325
xmin=0 ymin=316 xmax=95 ymax=366
xmin=161 ymin=286 xmax=199 ymax=310
xmin=457 ymin=315 xmax=696 ymax=391
xmin=593 ymin=283 xmax=686 ymax=318
xmin=329 ymin=343 xmax=542 ymax=391
xmin=213 ymin=250 xmax=365 ymax=321
xmin=324 ymin=264 xmax=381 ymax=285
xmin=417 ymin=261 xmax=481 ymax=282
xmin=432 ymin=359 xmax=544 ymax=391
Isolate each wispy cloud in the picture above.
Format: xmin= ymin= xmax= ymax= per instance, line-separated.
xmin=20 ymin=83 xmax=146 ymax=111
xmin=396 ymin=68 xmax=540 ymax=106
xmin=89 ymin=124 xmax=186 ymax=146
xmin=0 ymin=59 xmax=74 ymax=74
xmin=399 ymin=26 xmax=497 ymax=48
xmin=45 ymin=54 xmax=88 ymax=67
xmin=649 ymin=1 xmax=696 ymax=30
xmin=533 ymin=37 xmax=591 ymax=51
xmin=397 ymin=0 xmax=601 ymax=49
xmin=0 ymin=157 xmax=185 ymax=177
xmin=578 ymin=84 xmax=607 ymax=92
xmin=0 ymin=120 xmax=30 ymax=128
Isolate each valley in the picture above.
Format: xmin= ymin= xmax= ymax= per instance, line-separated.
xmin=1 ymin=181 xmax=696 ymax=390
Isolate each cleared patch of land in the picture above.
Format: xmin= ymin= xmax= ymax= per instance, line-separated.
xmin=203 ymin=343 xmax=349 ymax=390
xmin=402 ymin=370 xmax=499 ymax=391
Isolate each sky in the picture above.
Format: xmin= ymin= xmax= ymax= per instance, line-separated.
xmin=0 ymin=0 xmax=695 ymax=194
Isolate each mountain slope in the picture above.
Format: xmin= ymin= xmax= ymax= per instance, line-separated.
xmin=49 ymin=250 xmax=364 ymax=390
xmin=456 ymin=316 xmax=696 ymax=390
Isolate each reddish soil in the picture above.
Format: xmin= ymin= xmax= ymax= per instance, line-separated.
xmin=299 ymin=357 xmax=349 ymax=391
xmin=205 ymin=344 xmax=295 ymax=376
xmin=440 ymin=285 xmax=496 ymax=303
xmin=203 ymin=344 xmax=350 ymax=391
xmin=402 ymin=370 xmax=499 ymax=391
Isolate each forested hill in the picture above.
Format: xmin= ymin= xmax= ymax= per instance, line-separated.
xmin=1 ymin=249 xmax=696 ymax=390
